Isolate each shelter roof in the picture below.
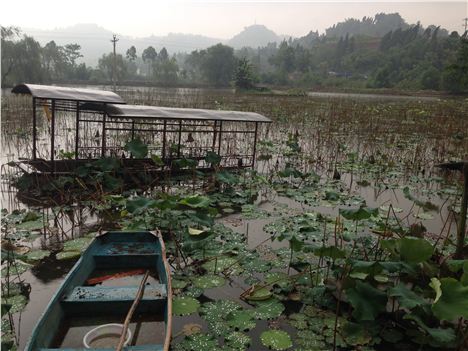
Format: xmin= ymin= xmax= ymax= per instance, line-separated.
xmin=11 ymin=84 xmax=125 ymax=104
xmin=90 ymin=104 xmax=272 ymax=123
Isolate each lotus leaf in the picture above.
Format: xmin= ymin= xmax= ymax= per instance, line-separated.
xmin=174 ymin=333 xmax=218 ymax=351
xmin=225 ymin=331 xmax=251 ymax=350
xmin=63 ymin=237 xmax=92 ymax=252
xmin=173 ymin=297 xmax=200 ymax=316
xmin=1 ymin=295 xmax=28 ymax=314
xmin=260 ymin=330 xmax=293 ymax=350
xmin=226 ymin=310 xmax=256 ymax=331
xmin=432 ymin=278 xmax=468 ymax=320
xmin=388 ymin=283 xmax=427 ymax=309
xmin=25 ymin=250 xmax=50 ymax=262
xmin=200 ymin=300 xmax=242 ymax=322
xmin=346 ymin=281 xmax=387 ymax=321
xmin=56 ymin=250 xmax=81 ymax=260
xmin=251 ymin=298 xmax=285 ymax=320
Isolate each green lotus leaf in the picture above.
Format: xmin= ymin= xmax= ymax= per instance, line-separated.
xmin=180 ymin=195 xmax=211 ymax=209
xmin=226 ymin=310 xmax=256 ymax=332
xmin=63 ymin=237 xmax=93 ymax=252
xmin=432 ymin=278 xmax=468 ymax=320
xmin=173 ymin=297 xmax=200 ymax=316
xmin=200 ymin=300 xmax=242 ymax=323
xmin=260 ymin=330 xmax=293 ymax=350
xmin=25 ymin=249 xmax=50 ymax=262
xmin=174 ymin=333 xmax=218 ymax=351
xmin=15 ymin=219 xmax=44 ymax=231
xmin=388 ymin=283 xmax=427 ymax=309
xmin=1 ymin=295 xmax=28 ymax=314
xmin=192 ymin=275 xmax=226 ymax=289
xmin=56 ymin=250 xmax=81 ymax=261
xmin=339 ymin=206 xmax=378 ymax=221
xmin=346 ymin=281 xmax=387 ymax=321
xmin=1 ymin=260 xmax=32 ymax=276
xmin=399 ymin=237 xmax=433 ymax=263
xmin=225 ymin=331 xmax=251 ymax=350
xmin=244 ymin=286 xmax=272 ymax=301
xmin=172 ymin=279 xmax=188 ymax=290
xmin=182 ymin=286 xmax=204 ymax=298
xmin=124 ymin=138 xmax=148 ymax=158
xmin=265 ymin=272 xmax=290 ymax=288
xmin=288 ymin=313 xmax=308 ymax=330
xmin=251 ymin=298 xmax=285 ymax=320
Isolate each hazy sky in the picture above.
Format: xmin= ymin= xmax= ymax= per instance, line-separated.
xmin=1 ymin=1 xmax=467 ymax=38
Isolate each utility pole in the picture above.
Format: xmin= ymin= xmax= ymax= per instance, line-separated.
xmin=463 ymin=18 xmax=468 ymax=33
xmin=110 ymin=34 xmax=119 ymax=92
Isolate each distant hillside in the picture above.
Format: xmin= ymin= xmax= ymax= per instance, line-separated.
xmin=325 ymin=13 xmax=410 ymax=38
xmin=23 ymin=23 xmax=222 ymax=67
xmin=228 ymin=24 xmax=284 ymax=49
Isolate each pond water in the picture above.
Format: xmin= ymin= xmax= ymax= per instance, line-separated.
xmin=1 ymin=86 xmax=467 ymax=350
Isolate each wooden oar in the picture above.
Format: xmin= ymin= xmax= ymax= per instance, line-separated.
xmin=116 ymin=270 xmax=150 ymax=351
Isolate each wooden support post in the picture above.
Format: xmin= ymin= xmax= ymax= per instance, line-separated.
xmin=101 ymin=104 xmax=107 ymax=157
xmin=455 ymin=163 xmax=468 ymax=259
xmin=177 ymin=120 xmax=182 ymax=158
xmin=32 ymin=98 xmax=37 ymax=160
xmin=162 ymin=120 xmax=167 ymax=161
xmin=217 ymin=121 xmax=223 ymax=155
xmin=252 ymin=122 xmax=259 ymax=168
xmin=212 ymin=121 xmax=218 ymax=151
xmin=75 ymin=101 xmax=80 ymax=159
xmin=50 ymin=99 xmax=56 ymax=161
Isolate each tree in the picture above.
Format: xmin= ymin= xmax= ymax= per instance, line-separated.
xmin=154 ymin=57 xmax=179 ymax=85
xmin=98 ymin=53 xmax=128 ymax=82
xmin=234 ymin=57 xmax=256 ymax=90
xmin=201 ymin=43 xmax=236 ymax=86
xmin=142 ymin=46 xmax=157 ymax=76
xmin=126 ymin=46 xmax=137 ymax=61
xmin=442 ymin=37 xmax=468 ymax=92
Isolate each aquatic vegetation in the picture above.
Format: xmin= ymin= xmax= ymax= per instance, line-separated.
xmin=1 ymin=91 xmax=468 ymax=350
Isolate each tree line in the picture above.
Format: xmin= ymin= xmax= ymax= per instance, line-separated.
xmin=2 ymin=13 xmax=468 ymax=93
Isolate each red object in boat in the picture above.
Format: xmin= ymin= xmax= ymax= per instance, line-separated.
xmin=86 ymin=269 xmax=146 ymax=285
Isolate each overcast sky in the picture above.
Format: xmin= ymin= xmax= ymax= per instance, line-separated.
xmin=1 ymin=1 xmax=466 ymax=38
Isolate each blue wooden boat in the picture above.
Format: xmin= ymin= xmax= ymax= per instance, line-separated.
xmin=26 ymin=231 xmax=172 ymax=351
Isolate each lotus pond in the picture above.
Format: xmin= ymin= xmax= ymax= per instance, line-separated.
xmin=1 ymin=88 xmax=468 ymax=351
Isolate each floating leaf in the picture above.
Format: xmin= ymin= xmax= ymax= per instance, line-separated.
xmin=174 ymin=333 xmax=218 ymax=351
xmin=192 ymin=275 xmax=225 ymax=289
xmin=63 ymin=237 xmax=93 ymax=252
xmin=205 ymin=151 xmax=221 ymax=165
xmin=56 ymin=250 xmax=81 ymax=261
xmin=1 ymin=261 xmax=30 ymax=276
xmin=226 ymin=310 xmax=256 ymax=331
xmin=251 ymin=298 xmax=285 ymax=320
xmin=173 ymin=297 xmax=200 ymax=316
xmin=314 ymin=246 xmax=346 ymax=259
xmin=225 ymin=331 xmax=251 ymax=350
xmin=16 ymin=219 xmax=44 ymax=231
xmin=200 ymin=300 xmax=241 ymax=322
xmin=172 ymin=279 xmax=188 ymax=290
xmin=1 ymin=295 xmax=28 ymax=314
xmin=244 ymin=286 xmax=272 ymax=301
xmin=25 ymin=250 xmax=50 ymax=262
xmin=260 ymin=330 xmax=293 ymax=350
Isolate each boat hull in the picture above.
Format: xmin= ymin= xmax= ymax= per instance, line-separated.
xmin=25 ymin=231 xmax=172 ymax=351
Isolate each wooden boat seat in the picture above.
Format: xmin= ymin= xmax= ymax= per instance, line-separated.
xmin=38 ymin=345 xmax=164 ymax=350
xmin=62 ymin=284 xmax=167 ymax=303
xmin=94 ymin=242 xmax=160 ymax=256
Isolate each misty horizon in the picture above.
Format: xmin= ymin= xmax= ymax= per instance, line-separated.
xmin=2 ymin=1 xmax=466 ymax=40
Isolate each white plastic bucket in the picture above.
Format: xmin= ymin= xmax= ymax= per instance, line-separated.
xmin=83 ymin=323 xmax=132 ymax=349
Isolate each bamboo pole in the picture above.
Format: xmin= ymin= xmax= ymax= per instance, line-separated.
xmin=116 ymin=270 xmax=150 ymax=351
